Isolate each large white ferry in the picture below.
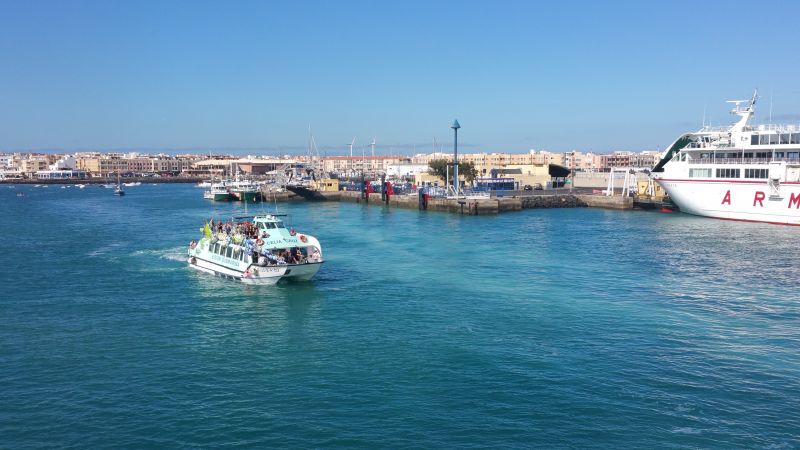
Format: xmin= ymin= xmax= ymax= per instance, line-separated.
xmin=652 ymin=91 xmax=800 ymax=225
xmin=187 ymin=214 xmax=324 ymax=284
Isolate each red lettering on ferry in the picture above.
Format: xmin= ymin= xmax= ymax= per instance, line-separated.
xmin=789 ymin=192 xmax=800 ymax=209
xmin=753 ymin=191 xmax=765 ymax=207
xmin=721 ymin=190 xmax=731 ymax=205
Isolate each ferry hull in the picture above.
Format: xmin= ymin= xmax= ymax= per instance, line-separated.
xmin=188 ymin=256 xmax=285 ymax=285
xmin=282 ymin=261 xmax=323 ymax=281
xmin=656 ymin=179 xmax=800 ymax=225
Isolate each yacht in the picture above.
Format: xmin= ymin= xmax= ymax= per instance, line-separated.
xmin=653 ymin=91 xmax=800 ymax=225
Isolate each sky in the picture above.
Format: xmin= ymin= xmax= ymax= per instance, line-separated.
xmin=1 ymin=0 xmax=800 ymax=155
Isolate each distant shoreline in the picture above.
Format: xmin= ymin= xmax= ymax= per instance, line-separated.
xmin=0 ymin=177 xmax=204 ymax=185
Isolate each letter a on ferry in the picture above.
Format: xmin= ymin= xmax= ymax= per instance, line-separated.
xmin=721 ymin=190 xmax=731 ymax=205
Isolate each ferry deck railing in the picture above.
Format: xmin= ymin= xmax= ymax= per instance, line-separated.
xmin=688 ymin=157 xmax=800 ymax=165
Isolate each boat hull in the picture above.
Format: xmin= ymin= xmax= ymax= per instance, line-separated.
xmin=656 ymin=178 xmax=800 ymax=225
xmin=231 ymin=190 xmax=260 ymax=202
xmin=282 ymin=261 xmax=323 ymax=281
xmin=188 ymin=256 xmax=285 ymax=285
xmin=203 ymin=191 xmax=231 ymax=201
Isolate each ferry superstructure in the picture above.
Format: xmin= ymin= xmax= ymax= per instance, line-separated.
xmin=188 ymin=214 xmax=324 ymax=284
xmin=652 ymin=91 xmax=800 ymax=225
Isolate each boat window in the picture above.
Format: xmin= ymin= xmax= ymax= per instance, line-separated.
xmin=756 ymin=152 xmax=771 ymax=159
xmin=770 ymin=134 xmax=779 ymax=145
xmin=745 ymin=168 xmax=768 ymax=179
xmin=715 ymin=168 xmax=740 ymax=179
xmin=226 ymin=247 xmax=233 ymax=258
xmin=751 ymin=135 xmax=759 ymax=146
xmin=743 ymin=153 xmax=753 ymax=158
xmin=275 ymin=221 xmax=284 ymax=228
xmin=689 ymin=168 xmax=712 ymax=178
xmin=776 ymin=152 xmax=785 ymax=158
xmin=760 ymin=135 xmax=770 ymax=145
xmin=792 ymin=133 xmax=800 ymax=145
xmin=781 ymin=133 xmax=791 ymax=144
xmin=789 ymin=152 xmax=799 ymax=160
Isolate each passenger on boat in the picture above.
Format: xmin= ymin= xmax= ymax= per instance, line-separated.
xmin=292 ymin=248 xmax=305 ymax=264
xmin=308 ymin=247 xmax=320 ymax=262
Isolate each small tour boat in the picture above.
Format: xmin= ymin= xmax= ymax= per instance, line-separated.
xmin=187 ymin=214 xmax=324 ymax=284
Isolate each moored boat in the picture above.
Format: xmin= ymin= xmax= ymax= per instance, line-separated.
xmin=187 ymin=214 xmax=324 ymax=284
xmin=653 ymin=91 xmax=800 ymax=225
xmin=230 ymin=186 xmax=261 ymax=202
xmin=203 ymin=185 xmax=231 ymax=201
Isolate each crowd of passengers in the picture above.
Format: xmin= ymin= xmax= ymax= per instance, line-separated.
xmin=205 ymin=219 xmax=320 ymax=265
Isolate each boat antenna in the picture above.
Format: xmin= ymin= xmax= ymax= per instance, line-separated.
xmin=702 ymin=105 xmax=706 ymax=127
xmin=769 ymin=88 xmax=773 ymax=124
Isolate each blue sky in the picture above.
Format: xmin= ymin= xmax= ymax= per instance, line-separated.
xmin=1 ymin=0 xmax=799 ymax=155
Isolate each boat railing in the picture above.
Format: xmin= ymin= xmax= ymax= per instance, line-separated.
xmin=688 ymin=157 xmax=800 ymax=165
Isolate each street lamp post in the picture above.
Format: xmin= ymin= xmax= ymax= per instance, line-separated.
xmin=451 ymin=119 xmax=461 ymax=195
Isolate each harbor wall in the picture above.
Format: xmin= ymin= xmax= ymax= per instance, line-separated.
xmin=258 ymin=186 xmax=638 ymax=215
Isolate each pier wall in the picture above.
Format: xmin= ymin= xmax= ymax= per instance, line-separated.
xmin=264 ymin=188 xmax=635 ymax=215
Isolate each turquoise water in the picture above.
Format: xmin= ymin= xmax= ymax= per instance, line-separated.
xmin=1 ymin=184 xmax=799 ymax=448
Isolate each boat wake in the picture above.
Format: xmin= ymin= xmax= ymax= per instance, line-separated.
xmin=87 ymin=242 xmax=126 ymax=257
xmin=132 ymin=247 xmax=187 ymax=263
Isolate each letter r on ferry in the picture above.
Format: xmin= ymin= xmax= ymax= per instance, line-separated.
xmin=789 ymin=192 xmax=800 ymax=209
xmin=721 ymin=190 xmax=731 ymax=205
xmin=753 ymin=191 xmax=765 ymax=207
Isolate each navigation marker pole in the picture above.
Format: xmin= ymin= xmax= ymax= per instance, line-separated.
xmin=451 ymin=119 xmax=461 ymax=195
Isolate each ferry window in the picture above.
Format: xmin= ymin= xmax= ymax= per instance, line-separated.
xmin=226 ymin=247 xmax=233 ymax=258
xmin=751 ymin=135 xmax=759 ymax=146
xmin=276 ymin=221 xmax=284 ymax=228
xmin=756 ymin=152 xmax=770 ymax=159
xmin=770 ymin=134 xmax=779 ymax=145
xmin=776 ymin=152 xmax=785 ymax=158
xmin=715 ymin=168 xmax=740 ymax=178
xmin=792 ymin=133 xmax=800 ymax=144
xmin=745 ymin=168 xmax=768 ymax=178
xmin=789 ymin=152 xmax=800 ymax=160
xmin=760 ymin=135 xmax=770 ymax=145
xmin=743 ymin=153 xmax=753 ymax=158
xmin=689 ymin=168 xmax=712 ymax=178
xmin=781 ymin=134 xmax=790 ymax=144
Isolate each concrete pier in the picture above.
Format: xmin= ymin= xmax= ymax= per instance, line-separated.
xmin=260 ymin=186 xmax=638 ymax=215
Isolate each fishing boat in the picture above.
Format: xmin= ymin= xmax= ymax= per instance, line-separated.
xmin=203 ymin=185 xmax=231 ymax=201
xmin=230 ymin=185 xmax=261 ymax=202
xmin=187 ymin=214 xmax=324 ymax=284
xmin=652 ymin=91 xmax=800 ymax=225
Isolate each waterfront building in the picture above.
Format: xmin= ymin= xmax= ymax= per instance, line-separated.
xmin=320 ymin=155 xmax=409 ymax=177
xmin=36 ymin=169 xmax=88 ymax=179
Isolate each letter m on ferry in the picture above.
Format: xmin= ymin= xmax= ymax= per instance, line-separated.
xmin=790 ymin=192 xmax=800 ymax=209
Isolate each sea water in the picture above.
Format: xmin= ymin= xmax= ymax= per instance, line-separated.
xmin=1 ymin=184 xmax=798 ymax=448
